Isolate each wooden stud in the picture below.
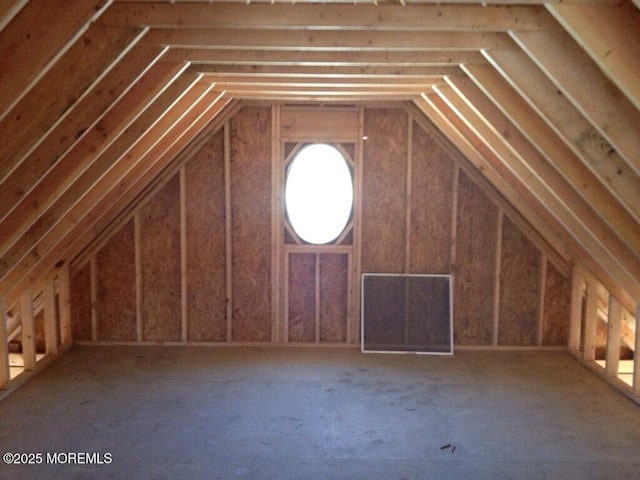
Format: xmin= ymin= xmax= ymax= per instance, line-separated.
xmin=492 ymin=210 xmax=503 ymax=346
xmin=0 ymin=297 xmax=10 ymax=389
xmin=633 ymin=304 xmax=640 ymax=397
xmin=352 ymin=106 xmax=365 ymax=345
xmin=284 ymin=252 xmax=290 ymax=343
xmin=569 ymin=266 xmax=584 ymax=351
xmin=57 ymin=263 xmax=72 ymax=346
xmin=537 ymin=254 xmax=547 ymax=346
xmin=224 ymin=121 xmax=233 ymax=344
xmin=315 ymin=253 xmax=320 ymax=343
xmin=43 ymin=276 xmax=58 ymax=355
xmin=449 ymin=165 xmax=459 ymax=276
xmin=583 ymin=280 xmax=599 ymax=362
xmin=20 ymin=289 xmax=36 ymax=371
xmin=605 ymin=295 xmax=623 ymax=378
xmin=90 ymin=256 xmax=98 ymax=342
xmin=180 ymin=166 xmax=188 ymax=343
xmin=271 ymin=104 xmax=282 ymax=343
xmin=405 ymin=114 xmax=413 ymax=274
xmin=134 ymin=212 xmax=142 ymax=343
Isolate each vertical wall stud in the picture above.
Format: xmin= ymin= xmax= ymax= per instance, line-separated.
xmin=272 ymin=104 xmax=282 ymax=343
xmin=90 ymin=256 xmax=98 ymax=342
xmin=20 ymin=290 xmax=36 ymax=371
xmin=569 ymin=266 xmax=584 ymax=351
xmin=582 ymin=280 xmax=599 ymax=362
xmin=492 ymin=209 xmax=503 ymax=346
xmin=315 ymin=253 xmax=320 ymax=343
xmin=537 ymin=254 xmax=547 ymax=346
xmin=450 ymin=165 xmax=459 ymax=278
xmin=404 ymin=113 xmax=413 ymax=274
xmin=58 ymin=264 xmax=72 ymax=346
xmin=134 ymin=212 xmax=142 ymax=343
xmin=605 ymin=295 xmax=622 ymax=378
xmin=224 ymin=120 xmax=233 ymax=343
xmin=44 ymin=277 xmax=59 ymax=355
xmin=632 ymin=304 xmax=640 ymax=398
xmin=0 ymin=297 xmax=10 ymax=389
xmin=180 ymin=166 xmax=188 ymax=343
xmin=352 ymin=105 xmax=365 ymax=345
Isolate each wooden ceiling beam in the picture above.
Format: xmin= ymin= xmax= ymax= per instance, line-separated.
xmin=443 ymin=76 xmax=640 ymax=299
xmin=0 ymin=77 xmax=210 ymax=301
xmin=101 ymin=2 xmax=562 ymax=32
xmin=547 ymin=2 xmax=640 ymax=112
xmin=0 ymin=0 xmax=112 ymax=120
xmin=414 ymin=92 xmax=572 ymax=270
xmin=165 ymin=48 xmax=485 ymax=67
xmin=0 ymin=60 xmax=189 ymax=261
xmin=142 ymin=28 xmax=513 ymax=51
xmin=196 ymin=63 xmax=460 ymax=77
xmin=462 ymin=63 xmax=640 ymax=259
xmin=511 ymin=30 xmax=640 ymax=177
xmin=483 ymin=48 xmax=640 ymax=224
xmin=0 ymin=45 xmax=168 ymax=229
xmin=0 ymin=24 xmax=145 ymax=187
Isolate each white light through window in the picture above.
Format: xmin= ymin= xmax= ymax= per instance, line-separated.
xmin=285 ymin=144 xmax=353 ymax=245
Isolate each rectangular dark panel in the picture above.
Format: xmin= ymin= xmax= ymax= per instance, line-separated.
xmin=362 ymin=274 xmax=452 ymax=354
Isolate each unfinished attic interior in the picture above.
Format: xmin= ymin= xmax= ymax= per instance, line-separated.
xmin=1 ymin=0 xmax=640 ymax=477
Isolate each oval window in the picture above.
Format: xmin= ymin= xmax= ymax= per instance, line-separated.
xmin=285 ymin=144 xmax=353 ymax=245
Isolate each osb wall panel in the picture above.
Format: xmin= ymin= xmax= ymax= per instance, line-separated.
xmin=542 ymin=261 xmax=571 ymax=346
xmin=96 ymin=219 xmax=136 ymax=341
xmin=139 ymin=174 xmax=181 ymax=342
xmin=230 ymin=106 xmax=272 ymax=342
xmin=287 ymin=253 xmax=315 ymax=343
xmin=454 ymin=171 xmax=497 ymax=345
xmin=185 ymin=130 xmax=227 ymax=342
xmin=410 ymin=120 xmax=453 ymax=273
xmin=499 ymin=216 xmax=541 ymax=345
xmin=319 ymin=253 xmax=348 ymax=343
xmin=70 ymin=262 xmax=91 ymax=341
xmin=361 ymin=108 xmax=407 ymax=273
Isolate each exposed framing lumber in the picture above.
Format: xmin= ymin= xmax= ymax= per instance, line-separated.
xmin=547 ymin=2 xmax=640 ymax=112
xmin=412 ymin=95 xmax=571 ymax=276
xmin=57 ymin=264 xmax=72 ymax=347
xmin=0 ymin=0 xmax=112 ymax=121
xmin=483 ymin=48 xmax=640 ymax=224
xmin=144 ymin=28 xmax=513 ymax=51
xmin=90 ymin=256 xmax=98 ymax=342
xmin=582 ymin=279 xmax=599 ymax=362
xmin=0 ymin=297 xmax=9 ymax=389
xmin=224 ymin=120 xmax=233 ymax=343
xmin=569 ymin=267 xmax=584 ymax=352
xmin=634 ymin=304 xmax=640 ymax=397
xmin=101 ymin=3 xmax=562 ymax=32
xmin=0 ymin=46 xmax=170 ymax=253
xmin=493 ymin=210 xmax=503 ymax=346
xmin=461 ymin=63 xmax=640 ymax=259
xmin=134 ymin=212 xmax=142 ymax=342
xmin=537 ymin=254 xmax=547 ymax=346
xmin=404 ymin=114 xmax=413 ymax=273
xmin=19 ymin=290 xmax=36 ymax=371
xmin=442 ymin=75 xmax=640 ymax=303
xmin=43 ymin=277 xmax=58 ymax=356
xmin=511 ymin=30 xmax=640 ymax=176
xmin=271 ymin=105 xmax=282 ymax=343
xmin=605 ymin=295 xmax=623 ymax=378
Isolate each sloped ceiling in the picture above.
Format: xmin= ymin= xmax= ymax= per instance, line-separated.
xmin=0 ymin=0 xmax=638 ymax=312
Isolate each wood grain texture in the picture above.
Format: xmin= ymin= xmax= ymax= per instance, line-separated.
xmin=96 ymin=219 xmax=136 ymax=342
xmin=287 ymin=253 xmax=315 ymax=343
xmin=542 ymin=261 xmax=571 ymax=346
xmin=185 ymin=129 xmax=227 ymax=342
xmin=230 ymin=106 xmax=272 ymax=342
xmin=410 ymin=120 xmax=453 ymax=273
xmin=70 ymin=262 xmax=92 ymax=341
xmin=454 ymin=171 xmax=497 ymax=345
xmin=139 ymin=174 xmax=182 ymax=342
xmin=319 ymin=253 xmax=348 ymax=343
xmin=34 ymin=308 xmax=45 ymax=353
xmin=498 ymin=216 xmax=541 ymax=346
xmin=361 ymin=108 xmax=407 ymax=273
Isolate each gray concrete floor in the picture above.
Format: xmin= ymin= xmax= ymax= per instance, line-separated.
xmin=1 ymin=346 xmax=639 ymax=480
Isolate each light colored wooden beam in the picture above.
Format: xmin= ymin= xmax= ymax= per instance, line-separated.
xmin=200 ymin=73 xmax=446 ymax=87
xmin=413 ymin=93 xmax=572 ymax=272
xmin=43 ymin=276 xmax=58 ymax=355
xmin=633 ymin=304 xmax=640 ymax=397
xmin=144 ymin=28 xmax=512 ymax=51
xmin=102 ymin=3 xmax=562 ymax=32
xmin=462 ymin=63 xmax=640 ymax=260
xmin=547 ymin=2 xmax=640 ymax=112
xmin=605 ymin=295 xmax=623 ymax=378
xmin=0 ymin=45 xmax=168 ymax=239
xmin=0 ymin=297 xmax=10 ymax=389
xmin=0 ymin=24 xmax=145 ymax=187
xmin=20 ymin=290 xmax=36 ymax=371
xmin=511 ymin=30 xmax=640 ymax=177
xmin=569 ymin=266 xmax=584 ymax=351
xmin=483 ymin=48 xmax=640 ymax=224
xmin=583 ymin=279 xmax=599 ymax=361
xmin=0 ymin=0 xmax=112 ymax=121
xmin=57 ymin=263 xmax=72 ymax=346
xmin=169 ymin=49 xmax=482 ymax=68
xmin=0 ymin=69 xmax=199 ymax=293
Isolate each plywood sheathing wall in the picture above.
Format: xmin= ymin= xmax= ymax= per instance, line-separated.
xmin=71 ymin=104 xmax=570 ymax=347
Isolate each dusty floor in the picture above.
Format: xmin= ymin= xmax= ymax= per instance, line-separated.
xmin=0 ymin=346 xmax=639 ymax=479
